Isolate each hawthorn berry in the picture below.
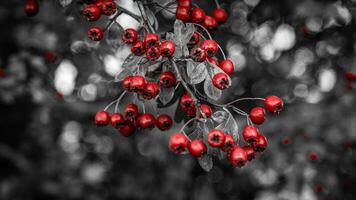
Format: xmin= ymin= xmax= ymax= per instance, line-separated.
xmin=243 ymin=146 xmax=256 ymax=161
xmin=110 ymin=113 xmax=125 ymax=128
xmin=191 ymin=47 xmax=207 ymax=62
xmin=138 ymin=113 xmax=156 ymax=129
xmin=309 ymin=151 xmax=318 ymax=161
xmin=208 ymin=57 xmax=219 ymax=66
xmin=345 ymin=71 xmax=356 ymax=81
xmin=180 ymin=93 xmax=194 ymax=110
xmin=203 ymin=16 xmax=218 ymax=30
xmin=95 ymin=111 xmax=110 ymax=126
xmin=88 ymin=27 xmax=104 ymax=41
xmin=122 ymin=28 xmax=138 ymax=44
xmin=83 ymin=4 xmax=101 ymax=21
xmin=188 ymin=32 xmax=200 ymax=47
xmin=201 ymin=40 xmax=218 ymax=58
xmin=212 ymin=8 xmax=228 ymax=24
xmin=219 ymin=59 xmax=235 ymax=75
xmin=125 ymin=103 xmax=139 ymax=119
xmin=222 ymin=134 xmax=235 ymax=152
xmin=264 ymin=95 xmax=284 ymax=113
xmin=199 ymin=104 xmax=212 ymax=118
xmin=156 ymin=114 xmax=173 ymax=131
xmin=191 ymin=7 xmax=206 ymax=23
xmin=188 ymin=139 xmax=207 ymax=157
xmin=160 ymin=40 xmax=176 ymax=57
xmin=208 ymin=129 xmax=226 ymax=148
xmin=142 ymin=82 xmax=159 ymax=100
xmin=159 ymin=71 xmax=177 ymax=88
xmin=169 ymin=133 xmax=190 ymax=154
xmin=229 ymin=146 xmax=248 ymax=167
xmin=100 ymin=0 xmax=117 ymax=16
xmin=25 ymin=0 xmax=39 ymax=17
xmin=178 ymin=0 xmax=191 ymax=8
xmin=131 ymin=41 xmax=146 ymax=56
xmin=254 ymin=134 xmax=268 ymax=152
xmin=249 ymin=107 xmax=265 ymax=125
xmin=176 ymin=6 xmax=190 ymax=23
xmin=119 ymin=121 xmax=135 ymax=137
xmin=186 ymin=106 xmax=197 ymax=117
xmin=123 ymin=75 xmax=133 ymax=92
xmin=243 ymin=125 xmax=260 ymax=144
xmin=144 ymin=33 xmax=160 ymax=48
xmin=212 ymin=73 xmax=230 ymax=90
xmin=130 ymin=75 xmax=146 ymax=91
xmin=146 ymin=46 xmax=161 ymax=61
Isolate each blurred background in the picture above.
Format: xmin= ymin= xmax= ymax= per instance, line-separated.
xmin=0 ymin=0 xmax=356 ymax=199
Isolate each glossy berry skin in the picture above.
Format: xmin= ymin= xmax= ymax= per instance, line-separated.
xmin=130 ymin=75 xmax=146 ymax=91
xmin=176 ymin=6 xmax=190 ymax=23
xmin=123 ymin=75 xmax=133 ymax=92
xmin=142 ymin=82 xmax=159 ymax=100
xmin=212 ymin=73 xmax=230 ymax=90
xmin=138 ymin=113 xmax=156 ymax=129
xmin=156 ymin=114 xmax=173 ymax=131
xmin=25 ymin=0 xmax=39 ymax=17
xmin=122 ymin=29 xmax=138 ymax=44
xmin=201 ymin=40 xmax=218 ymax=58
xmin=124 ymin=104 xmax=139 ymax=119
xmin=146 ymin=47 xmax=161 ymax=61
xmin=208 ymin=130 xmax=226 ymax=148
xmin=191 ymin=7 xmax=206 ymax=23
xmin=180 ymin=93 xmax=194 ymax=110
xmin=212 ymin=8 xmax=228 ymax=24
xmin=222 ymin=134 xmax=235 ymax=152
xmin=95 ymin=111 xmax=110 ymax=126
xmin=264 ymin=96 xmax=284 ymax=113
xmin=144 ymin=33 xmax=160 ymax=48
xmin=169 ymin=133 xmax=190 ymax=154
xmin=119 ymin=121 xmax=135 ymax=137
xmin=200 ymin=104 xmax=212 ymax=118
xmin=131 ymin=41 xmax=146 ymax=56
xmin=188 ymin=32 xmax=200 ymax=47
xmin=188 ymin=140 xmax=207 ymax=157
xmin=191 ymin=47 xmax=207 ymax=62
xmin=208 ymin=57 xmax=219 ymax=66
xmin=159 ymin=71 xmax=177 ymax=88
xmin=101 ymin=0 xmax=117 ymax=16
xmin=249 ymin=107 xmax=265 ymax=125
xmin=83 ymin=4 xmax=101 ymax=21
xmin=160 ymin=40 xmax=176 ymax=57
xmin=229 ymin=146 xmax=248 ymax=168
xmin=243 ymin=125 xmax=260 ymax=144
xmin=219 ymin=59 xmax=235 ymax=75
xmin=203 ymin=16 xmax=218 ymax=30
xmin=88 ymin=27 xmax=104 ymax=41
xmin=178 ymin=0 xmax=191 ymax=8
xmin=243 ymin=146 xmax=256 ymax=161
xmin=254 ymin=134 xmax=268 ymax=152
xmin=110 ymin=113 xmax=125 ymax=128
xmin=345 ymin=71 xmax=356 ymax=81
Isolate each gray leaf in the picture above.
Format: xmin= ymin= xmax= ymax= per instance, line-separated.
xmin=159 ymin=87 xmax=175 ymax=105
xmin=122 ymin=54 xmax=141 ymax=72
xmin=215 ymin=110 xmax=239 ymax=141
xmin=197 ymin=154 xmax=213 ymax=172
xmin=70 ymin=40 xmax=90 ymax=54
xmin=204 ymin=77 xmax=222 ymax=101
xmin=114 ymin=69 xmax=132 ymax=82
xmin=187 ymin=61 xmax=207 ymax=84
xmin=106 ymin=22 xmax=124 ymax=48
xmin=212 ymin=111 xmax=229 ymax=124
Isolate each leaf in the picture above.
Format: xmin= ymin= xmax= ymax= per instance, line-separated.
xmin=121 ymin=54 xmax=141 ymax=72
xmin=197 ymin=154 xmax=213 ymax=172
xmin=187 ymin=61 xmax=207 ymax=84
xmin=106 ymin=22 xmax=124 ymax=48
xmin=114 ymin=68 xmax=132 ymax=82
xmin=215 ymin=109 xmax=239 ymax=141
xmin=204 ymin=77 xmax=222 ymax=101
xmin=158 ymin=87 xmax=175 ymax=106
xmin=173 ymin=20 xmax=195 ymax=57
xmin=212 ymin=110 xmax=229 ymax=124
xmin=70 ymin=40 xmax=90 ymax=54
xmin=58 ymin=0 xmax=72 ymax=7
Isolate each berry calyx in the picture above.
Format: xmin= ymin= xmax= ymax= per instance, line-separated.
xmin=122 ymin=28 xmax=138 ymax=44
xmin=242 ymin=125 xmax=260 ymax=144
xmin=160 ymin=40 xmax=176 ymax=57
xmin=191 ymin=7 xmax=206 ymax=23
xmin=131 ymin=41 xmax=146 ymax=56
xmin=142 ymin=82 xmax=159 ymax=100
xmin=254 ymin=134 xmax=268 ymax=152
xmin=176 ymin=6 xmax=190 ymax=22
xmin=212 ymin=8 xmax=228 ymax=24
xmin=138 ymin=113 xmax=156 ymax=129
xmin=243 ymin=146 xmax=256 ymax=161
xmin=95 ymin=111 xmax=110 ymax=126
xmin=249 ymin=107 xmax=265 ymax=125
xmin=110 ymin=113 xmax=125 ymax=128
xmin=156 ymin=114 xmax=173 ymax=131
xmin=222 ymin=134 xmax=235 ymax=152
xmin=88 ymin=27 xmax=104 ymax=41
xmin=212 ymin=73 xmax=230 ymax=90
xmin=202 ymin=16 xmax=218 ymax=30
xmin=146 ymin=46 xmax=161 ymax=61
xmin=124 ymin=103 xmax=139 ymax=119
xmin=264 ymin=95 xmax=284 ymax=113
xmin=229 ymin=146 xmax=248 ymax=168
xmin=169 ymin=133 xmax=190 ymax=154
xmin=83 ymin=4 xmax=101 ymax=21
xmin=219 ymin=59 xmax=235 ymax=75
xmin=144 ymin=33 xmax=160 ymax=48
xmin=101 ymin=0 xmax=117 ymax=16
xmin=186 ymin=106 xmax=197 ymax=117
xmin=119 ymin=121 xmax=135 ymax=137
xmin=188 ymin=139 xmax=207 ymax=157
xmin=199 ymin=104 xmax=212 ymax=118
xmin=159 ymin=71 xmax=177 ymax=88
xmin=201 ymin=40 xmax=218 ymax=58
xmin=208 ymin=129 xmax=226 ymax=148
xmin=180 ymin=93 xmax=194 ymax=110
xmin=191 ymin=47 xmax=207 ymax=62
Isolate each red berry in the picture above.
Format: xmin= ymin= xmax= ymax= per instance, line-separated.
xmin=249 ymin=107 xmax=265 ymax=125
xmin=201 ymin=40 xmax=218 ymax=58
xmin=186 ymin=106 xmax=197 ymax=117
xmin=169 ymin=133 xmax=190 ymax=154
xmin=142 ymin=82 xmax=159 ymax=100
xmin=125 ymin=103 xmax=139 ymax=119
xmin=264 ymin=95 xmax=284 ymax=113
xmin=122 ymin=28 xmax=138 ymax=44
xmin=130 ymin=75 xmax=146 ymax=91
xmin=176 ymin=6 xmax=190 ymax=23
xmin=254 ymin=134 xmax=268 ymax=152
xmin=199 ymin=104 xmax=212 ymax=118
xmin=212 ymin=73 xmax=230 ymax=90
xmin=219 ymin=59 xmax=235 ymax=75
xmin=243 ymin=146 xmax=256 ymax=161
xmin=160 ymin=40 xmax=176 ymax=57
xmin=180 ymin=93 xmax=194 ymax=110
xmin=25 ymin=0 xmax=39 ymax=17
xmin=131 ymin=41 xmax=146 ymax=56
xmin=208 ymin=57 xmax=219 ymax=66
xmin=83 ymin=4 xmax=101 ymax=21
xmin=156 ymin=114 xmax=173 ymax=131
xmin=188 ymin=139 xmax=207 ymax=157
xmin=88 ymin=27 xmax=103 ymax=41
xmin=191 ymin=7 xmax=206 ymax=23
xmin=345 ymin=71 xmax=356 ymax=81
xmin=95 ymin=111 xmax=110 ymax=126
xmin=146 ymin=46 xmax=161 ymax=61
xmin=203 ymin=16 xmax=218 ymax=30
xmin=123 ymin=75 xmax=133 ymax=92
xmin=44 ymin=51 xmax=55 ymax=61
xmin=188 ymin=32 xmax=200 ymax=47
xmin=309 ymin=151 xmax=318 ymax=161
xmin=243 ymin=125 xmax=260 ymax=144
xmin=222 ymin=134 xmax=235 ymax=152
xmin=144 ymin=33 xmax=160 ymax=48
xmin=138 ymin=113 xmax=156 ymax=129
xmin=282 ymin=136 xmax=290 ymax=145
xmin=119 ymin=121 xmax=135 ymax=137
xmin=212 ymin=8 xmax=228 ymax=24
xmin=190 ymin=47 xmax=207 ymax=62
xmin=159 ymin=71 xmax=177 ymax=88
xmin=110 ymin=113 xmax=125 ymax=128
xmin=101 ymin=0 xmax=116 ymax=16
xmin=208 ymin=129 xmax=226 ymax=148
xmin=178 ymin=0 xmax=191 ymax=8
xmin=229 ymin=146 xmax=248 ymax=167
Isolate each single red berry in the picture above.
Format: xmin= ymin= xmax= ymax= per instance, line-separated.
xmin=212 ymin=8 xmax=228 ymax=24
xmin=212 ymin=73 xmax=230 ymax=90
xmin=101 ymin=0 xmax=116 ymax=16
xmin=95 ymin=111 xmax=110 ymax=126
xmin=131 ymin=41 xmax=146 ymax=56
xmin=199 ymin=104 xmax=212 ymax=118
xmin=282 ymin=136 xmax=290 ymax=145
xmin=169 ymin=133 xmax=190 ymax=154
xmin=249 ymin=107 xmax=265 ymax=125
xmin=254 ymin=134 xmax=268 ymax=152
xmin=345 ymin=71 xmax=356 ymax=81
xmin=110 ymin=113 xmax=125 ymax=128
xmin=208 ymin=129 xmax=226 ymax=148
xmin=191 ymin=47 xmax=207 ymax=62
xmin=83 ymin=4 xmax=101 ymax=21
xmin=222 ymin=134 xmax=235 ymax=152
xmin=186 ymin=106 xmax=197 ymax=117
xmin=219 ymin=59 xmax=235 ymax=75
xmin=124 ymin=103 xmax=139 ymax=119
xmin=264 ymin=95 xmax=284 ymax=113
xmin=201 ymin=40 xmax=218 ymax=58
xmin=160 ymin=40 xmax=176 ymax=57
xmin=156 ymin=114 xmax=173 ymax=131
xmin=203 ymin=16 xmax=218 ymax=30
xmin=243 ymin=125 xmax=260 ymax=144
xmin=144 ymin=33 xmax=160 ymax=48
xmin=191 ymin=7 xmax=206 ymax=23
xmin=123 ymin=75 xmax=133 ymax=92
xmin=138 ymin=113 xmax=156 ymax=129
xmin=176 ymin=6 xmax=190 ymax=23
xmin=142 ymin=82 xmax=159 ymax=100
xmin=25 ymin=0 xmax=39 ymax=17
xmin=243 ymin=146 xmax=256 ymax=161
xmin=188 ymin=139 xmax=207 ymax=157
xmin=130 ymin=75 xmax=146 ymax=91
xmin=0 ymin=69 xmax=6 ymax=78
xmin=159 ymin=71 xmax=177 ymax=88
xmin=188 ymin=32 xmax=200 ymax=47
xmin=146 ymin=46 xmax=161 ymax=61
xmin=309 ymin=151 xmax=318 ymax=161
xmin=44 ymin=51 xmax=55 ymax=61
xmin=208 ymin=57 xmax=219 ymax=66
xmin=229 ymin=146 xmax=248 ymax=168
xmin=88 ymin=27 xmax=104 ymax=41
xmin=122 ymin=28 xmax=138 ymax=44
xmin=178 ymin=0 xmax=191 ymax=8
xmin=314 ymin=184 xmax=324 ymax=193
xmin=119 ymin=121 xmax=135 ymax=137
xmin=180 ymin=93 xmax=194 ymax=110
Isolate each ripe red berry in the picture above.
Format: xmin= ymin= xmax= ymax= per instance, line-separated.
xmin=83 ymin=4 xmax=101 ymax=21
xmin=264 ymin=95 xmax=284 ymax=113
xmin=101 ymin=0 xmax=117 ymax=16
xmin=201 ymin=40 xmax=218 ymax=58
xmin=169 ymin=133 xmax=190 ymax=154
xmin=243 ymin=146 xmax=256 ymax=161
xmin=345 ymin=71 xmax=356 ymax=81
xmin=110 ymin=113 xmax=125 ymax=128
xmin=25 ymin=0 xmax=39 ymax=17
xmin=309 ymin=151 xmax=318 ymax=161
xmin=160 ymin=40 xmax=176 ymax=57
xmin=208 ymin=129 xmax=226 ymax=148
xmin=243 ymin=125 xmax=260 ymax=144
xmin=186 ymin=106 xmax=197 ymax=117
xmin=212 ymin=73 xmax=230 ymax=90
xmin=95 ymin=111 xmax=110 ymax=126
xmin=212 ymin=8 xmax=228 ymax=24
xmin=159 ymin=71 xmax=177 ymax=88
xmin=199 ymin=104 xmax=212 ymax=118
xmin=138 ymin=113 xmax=156 ymax=129
xmin=222 ymin=134 xmax=235 ymax=152
xmin=188 ymin=32 xmax=200 ymax=47
xmin=88 ymin=27 xmax=104 ymax=41
xmin=142 ymin=82 xmax=159 ymax=100
xmin=119 ymin=121 xmax=135 ymax=137
xmin=249 ymin=107 xmax=265 ymax=125
xmin=131 ymin=41 xmax=146 ymax=56
xmin=122 ymin=28 xmax=138 ymax=44
xmin=229 ymin=146 xmax=248 ymax=168
xmin=130 ymin=75 xmax=146 ymax=91
xmin=144 ymin=33 xmax=160 ymax=48
xmin=254 ymin=134 xmax=268 ymax=152
xmin=123 ymin=75 xmax=133 ymax=92
xmin=178 ymin=0 xmax=191 ymax=8
xmin=146 ymin=46 xmax=161 ymax=61
xmin=180 ymin=93 xmax=194 ymax=110
xmin=191 ymin=7 xmax=206 ymax=23
xmin=188 ymin=139 xmax=207 ymax=157
xmin=219 ymin=59 xmax=235 ymax=75
xmin=125 ymin=103 xmax=139 ymax=119
xmin=282 ymin=136 xmax=290 ymax=145
xmin=203 ymin=16 xmax=218 ymax=30
xmin=191 ymin=47 xmax=207 ymax=62
xmin=208 ymin=57 xmax=219 ymax=66
xmin=156 ymin=114 xmax=173 ymax=131
xmin=176 ymin=6 xmax=190 ymax=23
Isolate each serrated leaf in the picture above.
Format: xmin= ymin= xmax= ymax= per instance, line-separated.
xmin=204 ymin=77 xmax=222 ymax=101
xmin=158 ymin=87 xmax=175 ymax=105
xmin=70 ymin=40 xmax=90 ymax=54
xmin=212 ymin=110 xmax=229 ymax=124
xmin=106 ymin=22 xmax=124 ymax=48
xmin=121 ymin=54 xmax=141 ymax=72
xmin=114 ymin=68 xmax=132 ymax=82
xmin=215 ymin=110 xmax=239 ymax=141
xmin=187 ymin=61 xmax=207 ymax=84
xmin=173 ymin=20 xmax=195 ymax=57
xmin=198 ymin=154 xmax=213 ymax=172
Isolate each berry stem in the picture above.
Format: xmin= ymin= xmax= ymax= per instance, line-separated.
xmin=214 ymin=0 xmax=221 ymax=8
xmin=104 ymin=10 xmax=123 ymax=32
xmin=189 ymin=23 xmax=213 ymax=40
xmin=114 ymin=91 xmax=127 ymax=112
xmin=104 ymin=99 xmax=119 ymax=111
xmin=225 ymin=97 xmax=266 ymax=106
xmin=137 ymin=0 xmax=155 ymax=33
